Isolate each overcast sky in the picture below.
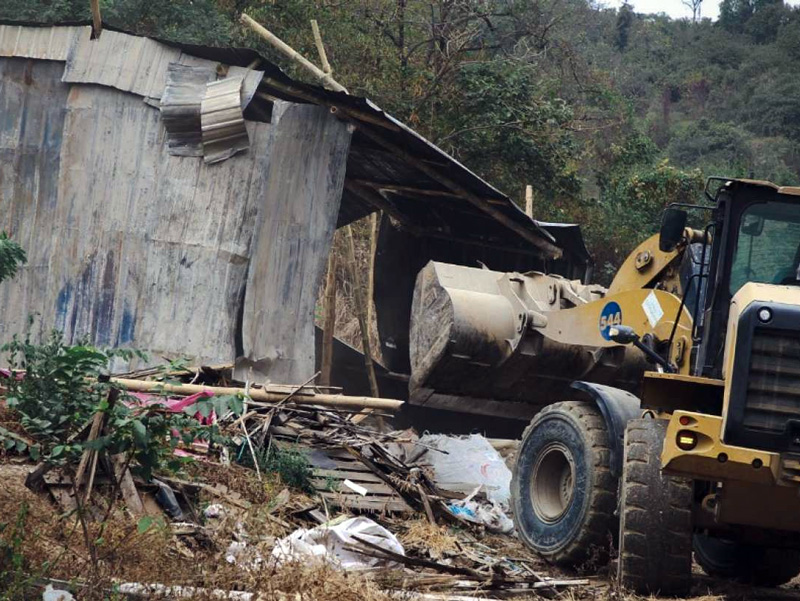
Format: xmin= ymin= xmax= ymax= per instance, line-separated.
xmin=601 ymin=0 xmax=800 ymax=21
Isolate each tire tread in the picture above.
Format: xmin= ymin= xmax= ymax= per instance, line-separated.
xmin=617 ymin=418 xmax=692 ymax=597
xmin=512 ymin=401 xmax=617 ymax=567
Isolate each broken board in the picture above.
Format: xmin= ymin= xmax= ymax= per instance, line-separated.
xmin=290 ymin=444 xmax=411 ymax=514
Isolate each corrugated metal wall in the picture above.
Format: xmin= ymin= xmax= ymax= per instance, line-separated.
xmin=0 ymin=57 xmax=352 ymax=383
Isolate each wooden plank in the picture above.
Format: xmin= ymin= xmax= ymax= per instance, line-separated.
xmin=311 ymin=469 xmax=384 ymax=483
xmin=320 ymin=447 xmax=364 ymax=460
xmin=311 ymin=478 xmax=396 ymax=496
xmin=319 ymin=492 xmax=409 ymax=513
xmin=111 ymin=454 xmax=144 ymax=517
xmin=307 ymin=459 xmax=373 ymax=472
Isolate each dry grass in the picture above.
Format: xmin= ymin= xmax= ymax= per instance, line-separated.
xmin=398 ymin=519 xmax=459 ymax=560
xmin=0 ymin=461 xmax=375 ymax=600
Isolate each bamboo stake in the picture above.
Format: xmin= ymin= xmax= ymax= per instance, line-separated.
xmin=525 ymin=185 xmax=534 ymax=218
xmin=344 ymin=225 xmax=380 ymax=398
xmin=320 ymin=237 xmax=337 ymax=387
xmin=240 ymin=13 xmax=347 ymax=93
xmin=110 ymin=378 xmax=399 ymax=411
xmin=311 ymin=20 xmax=332 ymax=75
xmin=366 ymin=212 xmax=379 ymax=340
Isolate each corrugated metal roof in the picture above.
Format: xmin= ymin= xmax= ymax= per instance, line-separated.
xmin=201 ymin=76 xmax=250 ymax=164
xmin=0 ymin=20 xmax=591 ymax=265
xmin=0 ymin=24 xmax=263 ymax=108
xmin=160 ymin=63 xmax=213 ymax=157
xmin=0 ymin=23 xmax=84 ymax=59
xmin=63 ymin=27 xmax=263 ymax=106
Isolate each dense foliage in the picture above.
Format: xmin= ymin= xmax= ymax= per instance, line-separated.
xmin=0 ymin=233 xmax=26 ymax=284
xmin=0 ymin=328 xmax=235 ymax=480
xmin=3 ymin=0 xmax=799 ymax=275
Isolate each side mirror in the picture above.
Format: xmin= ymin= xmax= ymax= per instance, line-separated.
xmin=608 ymin=325 xmax=639 ymax=345
xmin=659 ymin=208 xmax=688 ymax=252
xmin=741 ymin=213 xmax=764 ymax=237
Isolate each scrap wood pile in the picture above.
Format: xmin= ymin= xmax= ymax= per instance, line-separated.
xmin=0 ymin=362 xmax=588 ymax=599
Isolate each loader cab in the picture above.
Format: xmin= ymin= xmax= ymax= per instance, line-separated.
xmin=689 ymin=180 xmax=800 ymax=379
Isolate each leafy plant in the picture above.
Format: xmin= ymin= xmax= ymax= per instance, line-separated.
xmin=0 ymin=327 xmax=236 ymax=480
xmin=0 ymin=232 xmax=26 ymax=284
xmin=0 ymin=504 xmax=36 ymax=598
xmin=239 ymin=444 xmax=314 ymax=493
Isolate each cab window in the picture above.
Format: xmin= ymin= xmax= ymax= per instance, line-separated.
xmin=729 ymin=201 xmax=800 ymax=295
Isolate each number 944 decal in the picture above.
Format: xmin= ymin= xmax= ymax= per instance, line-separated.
xmin=599 ymin=301 xmax=622 ymax=341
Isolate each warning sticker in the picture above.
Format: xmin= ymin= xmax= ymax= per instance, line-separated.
xmin=642 ymin=290 xmax=664 ymax=328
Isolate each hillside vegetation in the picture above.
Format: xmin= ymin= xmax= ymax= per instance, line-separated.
xmin=3 ymin=0 xmax=798 ymax=276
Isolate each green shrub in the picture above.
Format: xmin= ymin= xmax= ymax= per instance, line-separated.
xmin=0 ymin=233 xmax=25 ymax=284
xmin=1 ymin=327 xmax=237 ymax=481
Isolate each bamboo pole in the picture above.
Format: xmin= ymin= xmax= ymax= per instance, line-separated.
xmin=110 ymin=378 xmax=401 ymax=411
xmin=240 ymin=13 xmax=347 ymax=93
xmin=525 ymin=185 xmax=534 ymax=218
xmin=366 ymin=212 xmax=379 ymax=339
xmin=311 ymin=20 xmax=332 ymax=75
xmin=344 ymin=225 xmax=380 ymax=398
xmin=320 ymin=236 xmax=338 ymax=387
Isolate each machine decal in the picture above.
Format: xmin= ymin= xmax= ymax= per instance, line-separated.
xmin=599 ymin=301 xmax=622 ymax=340
xmin=642 ymin=290 xmax=664 ymax=327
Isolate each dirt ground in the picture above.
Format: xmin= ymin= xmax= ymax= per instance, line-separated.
xmin=2 ymin=459 xmax=799 ymax=601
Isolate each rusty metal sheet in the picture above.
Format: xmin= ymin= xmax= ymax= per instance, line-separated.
xmin=160 ymin=63 xmax=214 ymax=157
xmin=0 ymin=25 xmax=86 ymax=60
xmin=201 ymin=77 xmax=249 ymax=164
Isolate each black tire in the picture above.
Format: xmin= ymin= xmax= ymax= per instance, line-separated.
xmin=694 ymin=534 xmax=800 ymax=587
xmin=618 ymin=418 xmax=693 ymax=597
xmin=511 ymin=401 xmax=617 ymax=568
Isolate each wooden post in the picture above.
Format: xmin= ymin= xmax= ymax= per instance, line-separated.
xmin=344 ymin=225 xmax=380 ymax=398
xmin=90 ymin=0 xmax=102 ymax=38
xmin=240 ymin=13 xmax=347 ymax=93
xmin=320 ymin=235 xmax=338 ymax=387
xmin=525 ymin=185 xmax=534 ymax=218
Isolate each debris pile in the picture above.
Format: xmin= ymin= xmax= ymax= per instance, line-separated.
xmin=0 ymin=363 xmax=588 ymax=599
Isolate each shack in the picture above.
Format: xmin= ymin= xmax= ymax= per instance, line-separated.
xmin=0 ymin=22 xmax=589 ymax=396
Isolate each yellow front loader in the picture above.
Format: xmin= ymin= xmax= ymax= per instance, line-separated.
xmin=408 ymin=178 xmax=800 ymax=596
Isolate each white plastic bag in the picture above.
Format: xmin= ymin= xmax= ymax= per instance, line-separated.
xmin=271 ymin=516 xmax=404 ymax=570
xmin=417 ymin=434 xmax=512 ymax=507
xmin=42 ymin=586 xmax=74 ymax=601
xmin=448 ymin=487 xmax=515 ymax=534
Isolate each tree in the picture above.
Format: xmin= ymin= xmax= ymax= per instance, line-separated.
xmin=438 ymin=61 xmax=582 ymax=212
xmin=615 ymin=3 xmax=635 ymax=50
xmin=682 ymin=0 xmax=703 ymax=22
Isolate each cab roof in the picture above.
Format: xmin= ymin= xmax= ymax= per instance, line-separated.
xmin=722 ymin=178 xmax=800 ymax=197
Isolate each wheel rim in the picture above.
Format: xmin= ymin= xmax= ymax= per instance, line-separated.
xmin=530 ymin=442 xmax=575 ymax=523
